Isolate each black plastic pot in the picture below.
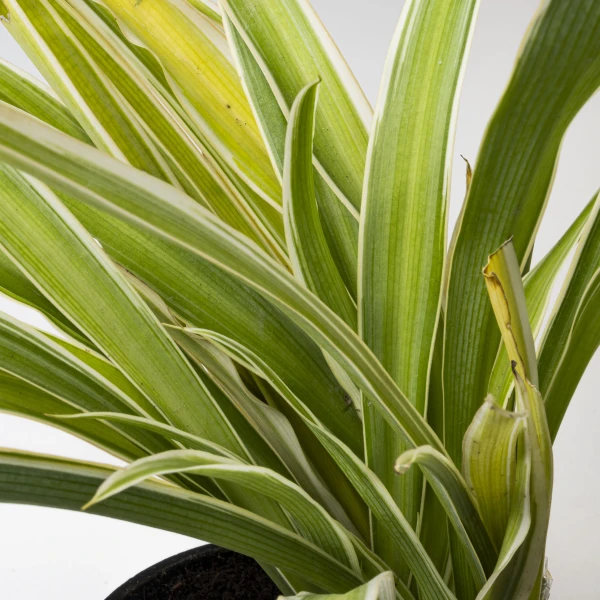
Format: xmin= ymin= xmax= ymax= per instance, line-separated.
xmin=106 ymin=544 xmax=281 ymax=600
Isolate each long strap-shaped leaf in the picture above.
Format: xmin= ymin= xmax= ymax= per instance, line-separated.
xmin=0 ymin=450 xmax=363 ymax=594
xmin=172 ymin=331 xmax=355 ymax=530
xmin=0 ymin=57 xmax=89 ymax=142
xmin=281 ymin=572 xmax=396 ymax=600
xmin=188 ymin=0 xmax=223 ymax=25
xmin=0 ymin=103 xmax=444 ymax=457
xmin=0 ymin=246 xmax=89 ymax=345
xmin=309 ymin=428 xmax=455 ymax=600
xmin=220 ymin=0 xmax=371 ymax=212
xmin=487 ymin=195 xmax=596 ymax=406
xmin=223 ymin=15 xmax=359 ymax=294
xmin=180 ymin=326 xmax=369 ymax=539
xmin=0 ymin=160 xmax=247 ymax=456
xmin=0 ymin=308 xmax=177 ymax=457
xmin=98 ymin=0 xmax=279 ymax=205
xmin=395 ymin=446 xmax=496 ymax=587
xmin=86 ymin=449 xmax=360 ymax=573
xmin=283 ymin=81 xmax=355 ymax=328
xmin=477 ymin=377 xmax=551 ymax=600
xmin=481 ymin=243 xmax=552 ymax=599
xmin=358 ymin=0 xmax=480 ymax=566
xmin=538 ymin=192 xmax=600 ymax=438
xmin=122 ymin=269 xmax=348 ymax=514
xmin=56 ymin=412 xmax=239 ymax=458
xmin=0 ymin=372 xmax=147 ymax=461
xmin=121 ymin=271 xmax=307 ymax=487
xmin=443 ymin=0 xmax=600 ymax=464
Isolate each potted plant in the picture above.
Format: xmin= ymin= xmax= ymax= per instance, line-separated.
xmin=0 ymin=0 xmax=598 ymax=597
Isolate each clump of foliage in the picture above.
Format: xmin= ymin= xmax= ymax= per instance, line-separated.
xmin=0 ymin=0 xmax=598 ymax=598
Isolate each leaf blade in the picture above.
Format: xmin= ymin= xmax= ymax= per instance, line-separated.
xmin=358 ymin=0 xmax=480 ymax=575
xmin=283 ymin=81 xmax=356 ymax=328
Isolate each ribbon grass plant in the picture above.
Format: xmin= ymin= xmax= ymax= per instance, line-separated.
xmin=0 ymin=0 xmax=599 ymax=598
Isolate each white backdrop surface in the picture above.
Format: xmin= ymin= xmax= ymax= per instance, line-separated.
xmin=0 ymin=1 xmax=598 ymax=598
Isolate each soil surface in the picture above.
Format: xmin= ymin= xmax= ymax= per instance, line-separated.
xmin=113 ymin=547 xmax=280 ymax=600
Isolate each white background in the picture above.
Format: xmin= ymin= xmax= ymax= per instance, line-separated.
xmin=1 ymin=0 xmax=599 ymax=597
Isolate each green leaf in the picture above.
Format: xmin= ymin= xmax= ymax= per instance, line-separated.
xmin=309 ymin=427 xmax=455 ymax=600
xmin=358 ymin=0 xmax=480 ymax=576
xmin=219 ymin=0 xmax=371 ymax=211
xmin=395 ymin=446 xmax=496 ymax=588
xmin=223 ymin=14 xmax=359 ymax=293
xmin=170 ymin=329 xmax=356 ymax=532
xmin=0 ymin=102 xmax=443 ymax=457
xmin=188 ymin=0 xmax=223 ymax=25
xmin=0 ymin=248 xmax=89 ymax=345
xmin=443 ymin=0 xmax=600 ymax=464
xmin=66 ymin=196 xmax=363 ymax=458
xmin=44 ymin=333 xmax=162 ymax=420
xmin=179 ymin=326 xmax=368 ymax=539
xmin=0 ymin=57 xmax=89 ymax=142
xmin=283 ymin=81 xmax=355 ymax=328
xmin=462 ymin=398 xmax=526 ymax=550
xmin=475 ymin=422 xmax=531 ymax=600
xmin=280 ymin=572 xmax=396 ymax=600
xmin=419 ymin=320 xmax=449 ymax=578
xmin=0 ymin=372 xmax=146 ymax=461
xmin=87 ymin=449 xmax=361 ymax=573
xmin=0 ymin=450 xmax=363 ymax=594
xmin=0 ymin=308 xmax=174 ymax=457
xmin=0 ymin=162 xmax=247 ymax=455
xmin=538 ymin=192 xmax=600 ymax=438
xmin=99 ymin=0 xmax=280 ymax=206
xmin=54 ymin=412 xmax=239 ymax=459
xmin=116 ymin=257 xmax=300 ymax=486
xmin=488 ymin=195 xmax=596 ymax=406
xmin=344 ymin=538 xmax=415 ymax=600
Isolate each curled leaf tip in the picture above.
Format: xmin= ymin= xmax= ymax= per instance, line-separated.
xmin=393 ymin=450 xmax=417 ymax=475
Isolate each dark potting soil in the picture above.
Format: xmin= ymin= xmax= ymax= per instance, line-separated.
xmin=117 ymin=548 xmax=280 ymax=600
